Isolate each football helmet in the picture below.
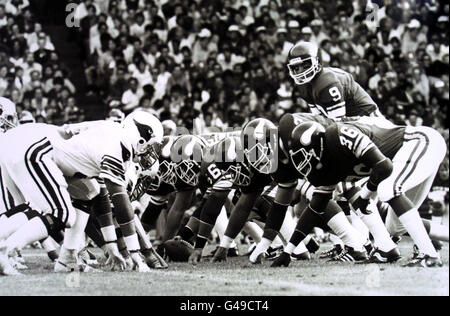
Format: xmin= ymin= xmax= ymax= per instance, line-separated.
xmin=158 ymin=136 xmax=177 ymax=187
xmin=107 ymin=109 xmax=125 ymax=123
xmin=162 ymin=119 xmax=177 ymax=136
xmin=171 ymin=135 xmax=206 ymax=187
xmin=0 ymin=97 xmax=18 ymax=132
xmin=288 ymin=121 xmax=325 ymax=178
xmin=214 ymin=137 xmax=252 ymax=186
xmin=122 ymin=111 xmax=164 ymax=160
xmin=287 ymin=41 xmax=321 ymax=85
xmin=242 ymin=118 xmax=278 ymax=174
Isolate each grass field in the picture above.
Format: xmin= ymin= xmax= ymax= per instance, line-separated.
xmin=0 ymin=238 xmax=448 ymax=296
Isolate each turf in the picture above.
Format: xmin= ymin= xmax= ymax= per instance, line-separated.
xmin=0 ymin=238 xmax=448 ymax=296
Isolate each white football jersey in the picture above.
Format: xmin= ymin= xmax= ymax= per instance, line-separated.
xmin=52 ymin=121 xmax=132 ymax=187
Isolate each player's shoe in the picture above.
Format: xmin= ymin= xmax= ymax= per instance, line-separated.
xmin=305 ymin=237 xmax=320 ymax=254
xmin=265 ymin=246 xmax=284 ymax=260
xmin=212 ymin=246 xmax=228 ymax=262
xmin=249 ymin=252 xmax=264 ymax=265
xmin=364 ymin=241 xmax=374 ymax=255
xmin=206 ymin=246 xmax=239 ymax=258
xmin=364 ymin=247 xmax=401 ymax=264
xmin=78 ymin=247 xmax=99 ymax=266
xmin=291 ymin=251 xmax=311 ymax=261
xmin=14 ymin=250 xmax=25 ymax=264
xmin=0 ymin=243 xmax=21 ymax=276
xmin=403 ymin=254 xmax=443 ymax=268
xmin=328 ymin=246 xmax=369 ymax=263
xmin=9 ymin=256 xmax=28 ymax=270
xmin=319 ymin=244 xmax=343 ymax=259
xmin=271 ymin=252 xmax=292 ymax=267
xmin=47 ymin=250 xmax=59 ymax=262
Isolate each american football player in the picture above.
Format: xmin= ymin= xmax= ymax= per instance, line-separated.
xmin=0 ymin=111 xmax=164 ymax=275
xmin=241 ymin=116 xmax=370 ymax=264
xmin=272 ymin=118 xmax=448 ymax=268
xmin=287 ymin=41 xmax=387 ymax=120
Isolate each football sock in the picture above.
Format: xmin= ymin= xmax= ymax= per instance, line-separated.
xmin=356 ymin=202 xmax=397 ymax=252
xmin=219 ymin=236 xmax=234 ymax=249
xmin=63 ymin=208 xmax=90 ymax=251
xmin=293 ymin=241 xmax=308 ymax=255
xmin=242 ymin=221 xmax=263 ymax=243
xmin=249 ymin=237 xmax=272 ymax=262
xmin=390 ymin=195 xmax=439 ymax=257
xmin=279 ymin=210 xmax=296 ymax=242
xmin=0 ymin=212 xmax=29 ymax=240
xmin=327 ymin=212 xmax=365 ymax=252
xmin=398 ymin=210 xmax=439 ymax=257
xmin=350 ymin=211 xmax=370 ymax=241
xmin=179 ymin=225 xmax=195 ymax=241
xmin=4 ymin=216 xmax=48 ymax=255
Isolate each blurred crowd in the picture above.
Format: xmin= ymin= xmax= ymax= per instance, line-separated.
xmin=72 ymin=0 xmax=448 ymax=136
xmin=0 ymin=0 xmax=84 ymax=125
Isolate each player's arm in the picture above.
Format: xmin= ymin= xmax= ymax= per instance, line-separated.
xmin=163 ymin=189 xmax=196 ymax=241
xmin=317 ymin=84 xmax=346 ymax=118
xmin=339 ymin=126 xmax=394 ymax=210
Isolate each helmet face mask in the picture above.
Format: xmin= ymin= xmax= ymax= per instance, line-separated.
xmin=288 ymin=56 xmax=319 ymax=85
xmin=289 ymin=147 xmax=317 ymax=178
xmin=159 ymin=160 xmax=177 ymax=187
xmin=244 ymin=142 xmax=275 ymax=174
xmin=227 ymin=163 xmax=252 ymax=186
xmin=0 ymin=98 xmax=18 ymax=132
xmin=132 ymin=175 xmax=161 ymax=200
xmin=175 ymin=160 xmax=201 ymax=187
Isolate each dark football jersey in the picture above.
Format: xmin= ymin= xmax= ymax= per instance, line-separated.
xmin=295 ymin=67 xmax=378 ymax=118
xmin=307 ymin=122 xmax=406 ymax=187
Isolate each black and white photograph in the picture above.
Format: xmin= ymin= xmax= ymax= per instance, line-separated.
xmin=0 ymin=0 xmax=448 ymax=300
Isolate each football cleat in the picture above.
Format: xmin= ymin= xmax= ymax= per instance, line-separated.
xmin=392 ymin=236 xmax=402 ymax=244
xmin=78 ymin=247 xmax=99 ymax=266
xmin=365 ymin=247 xmax=401 ymax=264
xmin=271 ymin=252 xmax=292 ymax=268
xmin=364 ymin=241 xmax=374 ymax=255
xmin=206 ymin=246 xmax=239 ymax=258
xmin=47 ymin=250 xmax=59 ymax=262
xmin=403 ymin=254 xmax=443 ymax=268
xmin=54 ymin=260 xmax=79 ymax=273
xmin=291 ymin=251 xmax=311 ymax=261
xmin=212 ymin=247 xmax=228 ymax=262
xmin=163 ymin=237 xmax=194 ymax=262
xmin=250 ymin=253 xmax=264 ymax=265
xmin=319 ymin=244 xmax=343 ymax=259
xmin=265 ymin=246 xmax=284 ymax=260
xmin=305 ymin=237 xmax=320 ymax=254
xmin=328 ymin=246 xmax=369 ymax=263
